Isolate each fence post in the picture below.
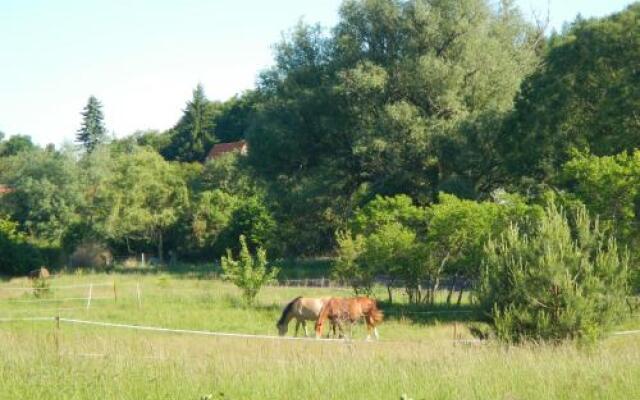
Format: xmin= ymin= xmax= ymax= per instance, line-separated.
xmin=86 ymin=283 xmax=93 ymax=310
xmin=113 ymin=281 xmax=117 ymax=303
xmin=136 ymin=282 xmax=142 ymax=308
xmin=55 ymin=314 xmax=60 ymax=355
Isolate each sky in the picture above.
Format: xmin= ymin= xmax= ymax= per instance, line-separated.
xmin=0 ymin=0 xmax=636 ymax=146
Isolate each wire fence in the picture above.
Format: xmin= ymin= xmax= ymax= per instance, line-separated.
xmin=0 ymin=316 xmax=638 ymax=344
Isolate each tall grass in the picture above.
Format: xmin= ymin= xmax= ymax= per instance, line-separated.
xmin=0 ymin=272 xmax=639 ymax=399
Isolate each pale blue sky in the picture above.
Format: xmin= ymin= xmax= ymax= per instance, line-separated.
xmin=0 ymin=0 xmax=635 ymax=146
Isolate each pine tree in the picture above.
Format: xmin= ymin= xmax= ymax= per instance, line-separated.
xmin=163 ymin=84 xmax=218 ymax=162
xmin=76 ymin=96 xmax=106 ymax=153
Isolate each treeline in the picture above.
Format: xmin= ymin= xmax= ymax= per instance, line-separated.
xmin=1 ymin=0 xmax=639 ymax=340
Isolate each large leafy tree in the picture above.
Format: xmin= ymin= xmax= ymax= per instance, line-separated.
xmin=248 ymin=0 xmax=539 ymax=253
xmin=500 ymin=4 xmax=640 ymax=182
xmin=561 ymin=150 xmax=640 ymax=248
xmin=97 ymin=148 xmax=188 ymax=261
xmin=213 ymin=92 xmax=258 ymax=143
xmin=163 ymin=84 xmax=219 ymax=162
xmin=0 ymin=147 xmax=83 ymax=244
xmin=77 ymin=96 xmax=107 ymax=153
xmin=0 ymin=134 xmax=37 ymax=157
xmin=0 ymin=215 xmax=43 ymax=276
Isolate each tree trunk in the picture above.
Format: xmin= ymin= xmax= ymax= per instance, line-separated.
xmin=432 ymin=277 xmax=441 ymax=305
xmin=387 ymin=285 xmax=393 ymax=304
xmin=157 ymin=230 xmax=164 ymax=263
xmin=446 ymin=275 xmax=457 ymax=305
xmin=456 ymin=289 xmax=464 ymax=306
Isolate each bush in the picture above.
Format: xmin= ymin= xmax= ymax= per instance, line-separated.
xmin=220 ymin=235 xmax=279 ymax=304
xmin=331 ymin=230 xmax=369 ymax=293
xmin=216 ymin=196 xmax=277 ymax=257
xmin=0 ymin=216 xmax=43 ymax=276
xmin=479 ymin=204 xmax=628 ymax=343
xmin=69 ymin=242 xmax=113 ymax=270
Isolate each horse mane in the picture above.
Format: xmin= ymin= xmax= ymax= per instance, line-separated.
xmin=314 ymin=298 xmax=334 ymax=334
xmin=277 ymin=296 xmax=302 ymax=326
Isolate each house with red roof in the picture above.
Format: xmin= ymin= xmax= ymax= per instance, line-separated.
xmin=0 ymin=184 xmax=14 ymax=195
xmin=205 ymin=140 xmax=247 ymax=162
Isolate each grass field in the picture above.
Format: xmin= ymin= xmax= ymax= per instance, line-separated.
xmin=1 ymin=271 xmax=639 ymax=399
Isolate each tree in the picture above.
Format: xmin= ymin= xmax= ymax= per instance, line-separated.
xmin=0 ymin=135 xmax=37 ymax=157
xmin=426 ymin=194 xmax=502 ymax=305
xmin=561 ymin=150 xmax=640 ymax=246
xmin=333 ymin=194 xmax=429 ymax=303
xmin=77 ymin=96 xmax=107 ymax=153
xmin=97 ymin=148 xmax=188 ymax=262
xmin=200 ymin=152 xmax=256 ymax=196
xmin=479 ymin=204 xmax=628 ymax=343
xmin=248 ymin=0 xmax=539 ymax=253
xmin=332 ymin=229 xmax=368 ymax=293
xmin=220 ymin=235 xmax=279 ymax=304
xmin=0 ymin=215 xmax=43 ymax=276
xmin=0 ymin=148 xmax=83 ymax=244
xmin=216 ymin=195 xmax=277 ymax=256
xmin=163 ymin=84 xmax=218 ymax=162
xmin=190 ymin=189 xmax=240 ymax=253
xmin=499 ymin=4 xmax=640 ymax=182
xmin=214 ymin=92 xmax=257 ymax=143
xmin=361 ymin=222 xmax=421 ymax=303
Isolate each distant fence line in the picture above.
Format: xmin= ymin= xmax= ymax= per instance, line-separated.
xmin=274 ymin=277 xmax=473 ymax=290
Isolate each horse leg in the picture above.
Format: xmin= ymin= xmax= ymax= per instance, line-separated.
xmin=364 ymin=316 xmax=374 ymax=341
xmin=374 ymin=327 xmax=379 ymax=340
xmin=294 ymin=320 xmax=301 ymax=337
xmin=302 ymin=320 xmax=308 ymax=337
xmin=325 ymin=320 xmax=332 ymax=338
xmin=337 ymin=320 xmax=345 ymax=339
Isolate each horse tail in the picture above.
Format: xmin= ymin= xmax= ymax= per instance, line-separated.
xmin=369 ymin=302 xmax=384 ymax=325
xmin=277 ymin=296 xmax=302 ymax=327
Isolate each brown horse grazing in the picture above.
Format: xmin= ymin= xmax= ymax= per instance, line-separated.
xmin=277 ymin=296 xmax=338 ymax=337
xmin=315 ymin=297 xmax=383 ymax=340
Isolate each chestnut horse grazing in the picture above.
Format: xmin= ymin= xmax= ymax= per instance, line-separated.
xmin=277 ymin=296 xmax=334 ymax=337
xmin=315 ymin=297 xmax=383 ymax=340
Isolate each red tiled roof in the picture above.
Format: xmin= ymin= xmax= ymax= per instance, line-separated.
xmin=206 ymin=140 xmax=247 ymax=160
xmin=0 ymin=184 xmax=14 ymax=195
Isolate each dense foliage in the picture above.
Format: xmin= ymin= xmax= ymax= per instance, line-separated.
xmin=500 ymin=3 xmax=640 ymax=182
xmin=479 ymin=205 xmax=628 ymax=342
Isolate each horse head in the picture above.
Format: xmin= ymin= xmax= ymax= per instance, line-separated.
xmin=276 ymin=321 xmax=288 ymax=336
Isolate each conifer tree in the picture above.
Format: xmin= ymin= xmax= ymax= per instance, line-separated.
xmin=76 ymin=96 xmax=106 ymax=153
xmin=163 ymin=84 xmax=218 ymax=162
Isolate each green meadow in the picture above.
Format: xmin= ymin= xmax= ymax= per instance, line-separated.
xmin=1 ymin=271 xmax=639 ymax=400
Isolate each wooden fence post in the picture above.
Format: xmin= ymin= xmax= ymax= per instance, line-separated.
xmin=55 ymin=314 xmax=60 ymax=355
xmin=86 ymin=283 xmax=93 ymax=310
xmin=113 ymin=281 xmax=117 ymax=303
xmin=136 ymin=282 xmax=142 ymax=308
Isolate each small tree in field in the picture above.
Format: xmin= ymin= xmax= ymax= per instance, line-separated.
xmin=479 ymin=204 xmax=628 ymax=343
xmin=332 ymin=230 xmax=369 ymax=294
xmin=220 ymin=235 xmax=279 ymax=304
